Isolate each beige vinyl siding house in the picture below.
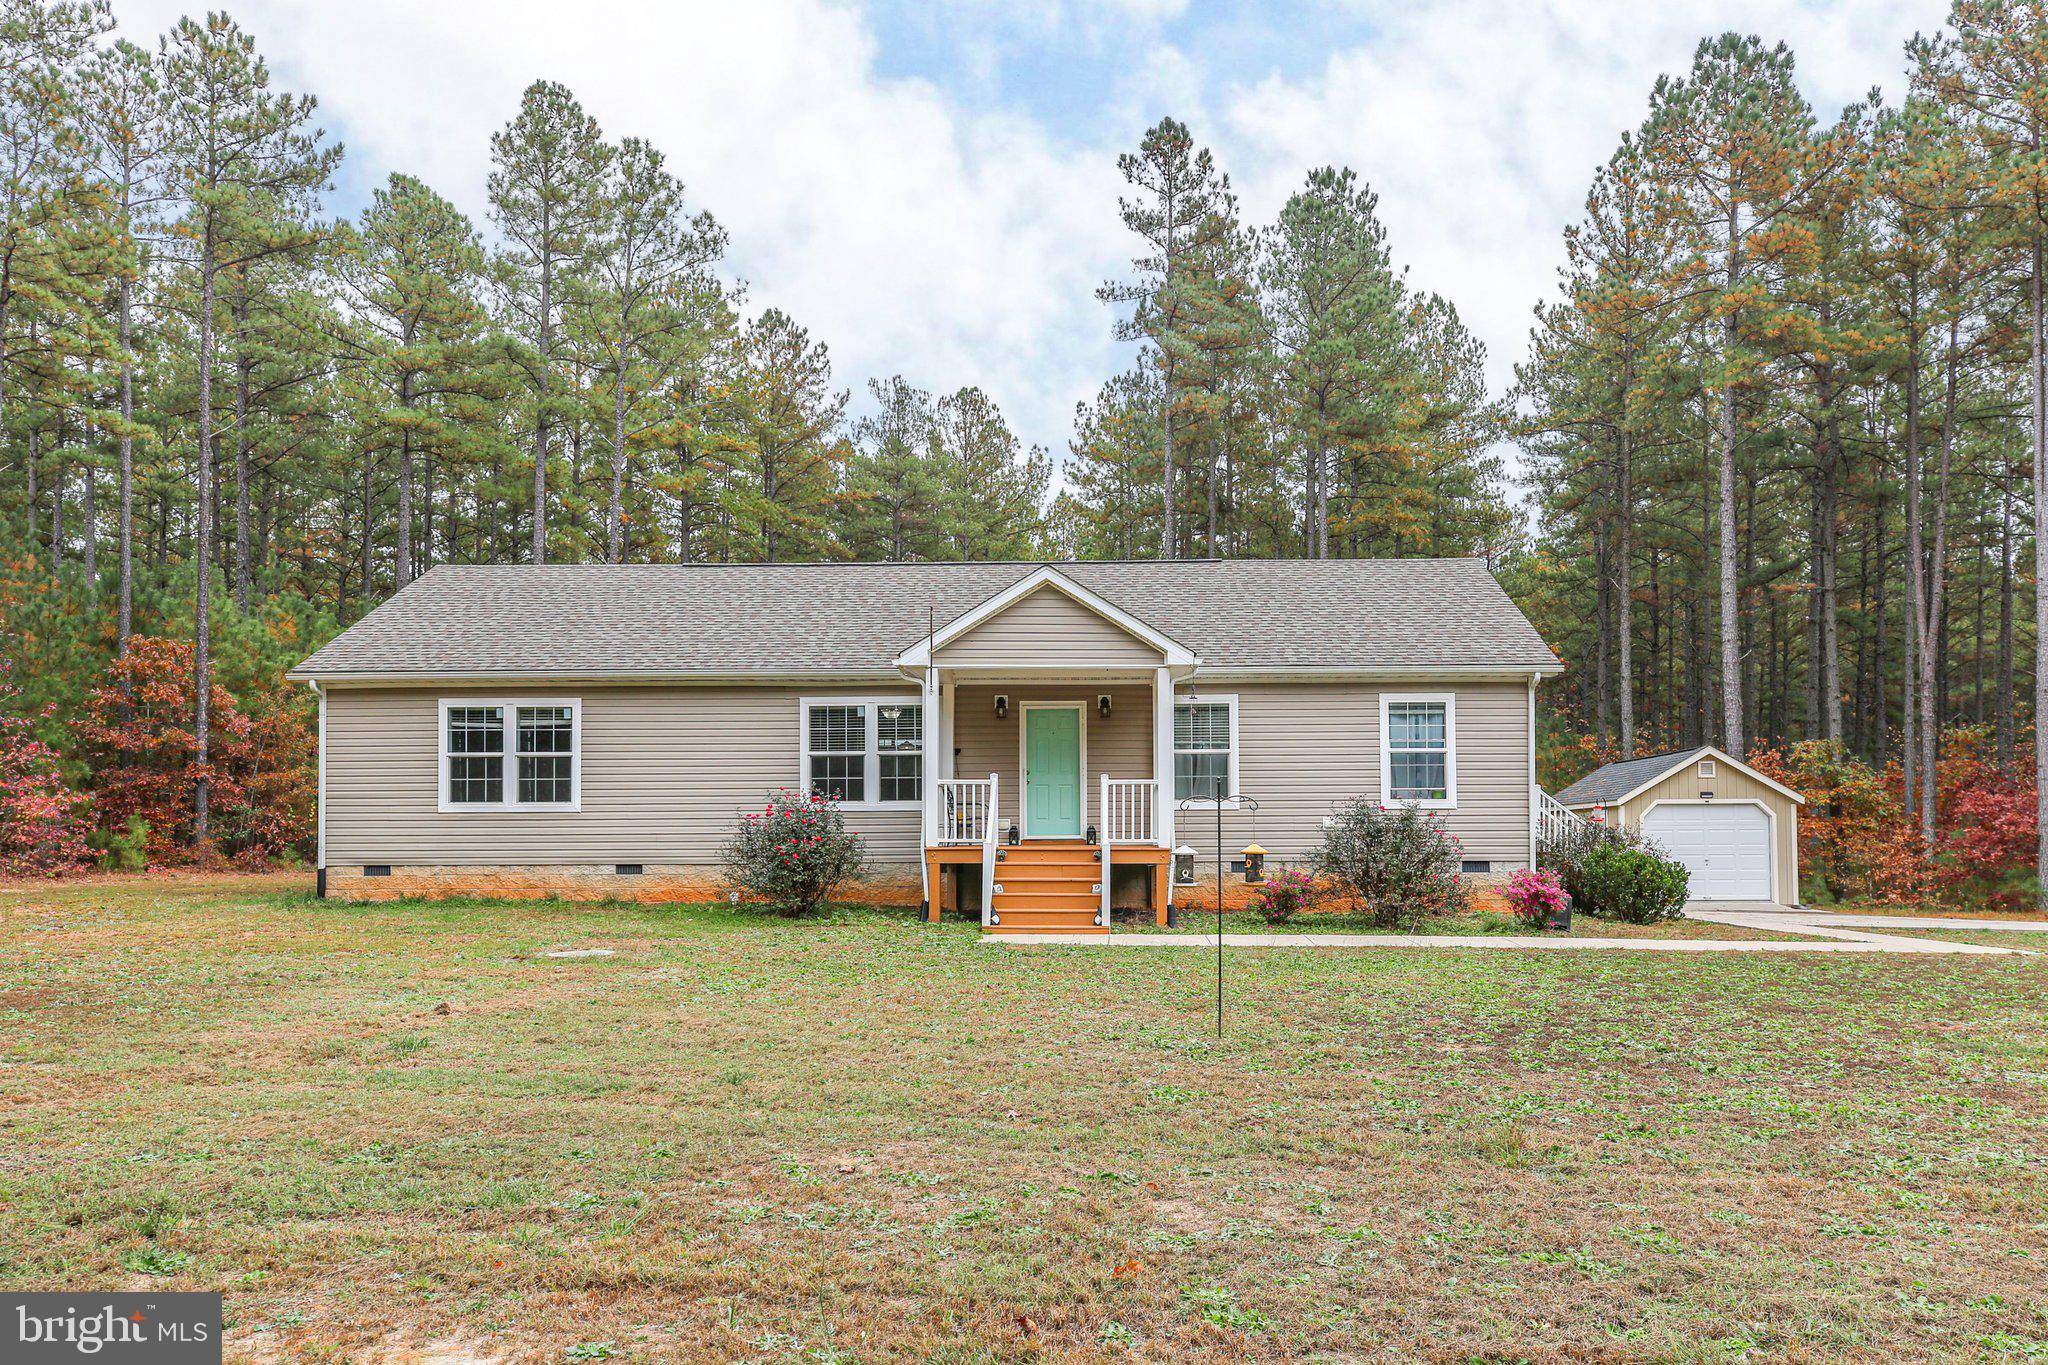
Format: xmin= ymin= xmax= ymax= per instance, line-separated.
xmin=294 ymin=559 xmax=1564 ymax=933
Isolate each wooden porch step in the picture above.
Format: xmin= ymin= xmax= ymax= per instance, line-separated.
xmin=987 ymin=892 xmax=1097 ymax=912
xmin=996 ymin=867 xmax=1101 ymax=883
xmin=987 ymin=910 xmax=1106 ymax=931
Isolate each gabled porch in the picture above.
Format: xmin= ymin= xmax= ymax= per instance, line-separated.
xmin=897 ymin=567 xmax=1199 ymax=937
xmin=918 ymin=674 xmax=1177 ymax=936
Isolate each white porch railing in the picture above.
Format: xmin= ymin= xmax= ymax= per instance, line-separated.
xmin=1099 ymin=776 xmax=1160 ymax=926
xmin=935 ymin=777 xmax=995 ymax=845
xmin=1537 ymin=789 xmax=1583 ymax=856
xmin=1102 ymin=777 xmax=1158 ymax=845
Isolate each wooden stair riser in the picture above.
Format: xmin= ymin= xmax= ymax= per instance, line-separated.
xmin=987 ymin=909 xmax=1103 ymax=929
xmin=992 ymin=896 xmax=1100 ymax=914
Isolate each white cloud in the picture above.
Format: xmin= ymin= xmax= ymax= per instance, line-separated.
xmin=108 ymin=0 xmax=1133 ymax=462
xmin=1218 ymin=0 xmax=1944 ymax=401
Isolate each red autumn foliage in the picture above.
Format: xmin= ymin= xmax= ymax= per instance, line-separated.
xmin=0 ymin=660 xmax=93 ymax=876
xmin=1749 ymin=729 xmax=2038 ymax=911
xmin=72 ymin=637 xmax=315 ymax=866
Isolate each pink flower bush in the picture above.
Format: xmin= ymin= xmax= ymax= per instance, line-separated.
xmin=1503 ymin=868 xmax=1569 ymax=926
xmin=721 ymin=788 xmax=868 ymax=916
xmin=1250 ymin=867 xmax=1317 ymax=924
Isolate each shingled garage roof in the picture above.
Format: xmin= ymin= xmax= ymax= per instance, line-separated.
xmin=1552 ymin=747 xmax=1711 ymax=807
xmin=289 ymin=559 xmax=1560 ymax=680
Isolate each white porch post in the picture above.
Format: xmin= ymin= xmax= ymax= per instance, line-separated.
xmin=921 ymin=665 xmax=941 ymax=848
xmin=1153 ymin=666 xmax=1175 ymax=852
xmin=939 ymin=669 xmax=955 ymax=782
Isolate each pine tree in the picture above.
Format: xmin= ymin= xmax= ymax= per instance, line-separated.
xmin=1259 ymin=166 xmax=1403 ymax=558
xmin=335 ymin=173 xmax=507 ymax=591
xmin=159 ymin=11 xmax=336 ymax=846
xmin=1099 ymin=118 xmax=1227 ymax=559
xmin=488 ymin=81 xmax=605 ymax=566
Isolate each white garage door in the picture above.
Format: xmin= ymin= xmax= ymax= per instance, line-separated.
xmin=1640 ymin=802 xmax=1771 ymax=902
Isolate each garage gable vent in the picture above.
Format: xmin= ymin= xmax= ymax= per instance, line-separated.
xmin=1698 ymin=759 xmax=1716 ymax=777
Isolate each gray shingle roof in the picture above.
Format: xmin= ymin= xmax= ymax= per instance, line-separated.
xmin=1552 ymin=747 xmax=1710 ymax=807
xmin=289 ymin=558 xmax=1560 ymax=679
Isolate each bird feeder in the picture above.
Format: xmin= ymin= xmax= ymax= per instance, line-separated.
xmin=1240 ymin=842 xmax=1268 ymax=884
xmin=1173 ymin=845 xmax=1197 ymax=885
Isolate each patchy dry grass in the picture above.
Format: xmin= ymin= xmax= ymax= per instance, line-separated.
xmin=3 ymin=875 xmax=2046 ymax=1362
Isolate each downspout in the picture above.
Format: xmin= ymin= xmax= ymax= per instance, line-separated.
xmin=309 ymin=679 xmax=327 ymax=898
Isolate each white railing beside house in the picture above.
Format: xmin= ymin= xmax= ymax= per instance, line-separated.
xmin=1102 ymin=778 xmax=1158 ymax=845
xmin=935 ymin=777 xmax=995 ymax=845
xmin=1099 ymin=777 xmax=1160 ymax=926
xmin=1536 ymin=789 xmax=1583 ymax=857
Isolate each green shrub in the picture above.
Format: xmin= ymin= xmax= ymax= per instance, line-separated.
xmin=720 ymin=789 xmax=867 ymax=917
xmin=1540 ymin=816 xmax=1659 ymax=915
xmin=1578 ymin=843 xmax=1690 ymax=923
xmin=93 ymin=815 xmax=150 ymax=872
xmin=1311 ymin=797 xmax=1469 ymax=931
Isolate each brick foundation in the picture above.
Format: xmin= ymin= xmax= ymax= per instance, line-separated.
xmin=323 ymin=864 xmax=924 ymax=906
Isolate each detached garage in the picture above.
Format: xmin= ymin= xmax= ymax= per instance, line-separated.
xmin=1552 ymin=746 xmax=1804 ymax=908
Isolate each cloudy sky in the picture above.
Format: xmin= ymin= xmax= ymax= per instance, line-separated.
xmin=109 ymin=0 xmax=1950 ymax=476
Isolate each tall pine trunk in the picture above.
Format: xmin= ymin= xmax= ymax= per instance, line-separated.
xmin=396 ymin=363 xmax=415 ymax=589
xmin=2031 ymin=231 xmax=2047 ymax=910
xmin=194 ymin=225 xmax=216 ymax=847
xmin=233 ymin=298 xmax=253 ymax=611
xmin=117 ymin=269 xmax=134 ymax=654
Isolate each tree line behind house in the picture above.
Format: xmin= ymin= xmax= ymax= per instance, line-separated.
xmin=0 ymin=0 xmax=2044 ymax=909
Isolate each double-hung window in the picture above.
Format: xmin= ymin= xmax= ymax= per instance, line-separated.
xmin=1381 ymin=693 xmax=1455 ymax=807
xmin=439 ymin=698 xmax=581 ymax=812
xmin=802 ymin=697 xmax=922 ymax=808
xmin=1174 ymin=695 xmax=1239 ymax=805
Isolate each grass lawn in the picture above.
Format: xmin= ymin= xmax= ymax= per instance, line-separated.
xmin=4 ymin=876 xmax=2047 ymax=1362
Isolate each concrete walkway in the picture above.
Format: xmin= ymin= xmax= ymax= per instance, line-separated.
xmin=1685 ymin=905 xmax=2045 ymax=953
xmin=995 ymin=927 xmax=2028 ymax=954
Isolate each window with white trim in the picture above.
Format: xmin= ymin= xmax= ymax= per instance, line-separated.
xmin=1381 ymin=694 xmax=1455 ymax=807
xmin=1174 ymin=695 xmax=1238 ymax=803
xmin=802 ymin=698 xmax=922 ymax=807
xmin=440 ymin=699 xmax=580 ymax=811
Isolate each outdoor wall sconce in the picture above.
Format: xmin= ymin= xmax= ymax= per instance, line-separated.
xmin=1097 ymin=694 xmax=1112 ymax=719
xmin=994 ymin=694 xmax=1009 ymax=719
xmin=1173 ymin=845 xmax=1197 ymax=885
xmin=1240 ymin=842 xmax=1267 ymax=884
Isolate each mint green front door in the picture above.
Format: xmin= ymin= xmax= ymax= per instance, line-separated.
xmin=1023 ymin=706 xmax=1083 ymax=837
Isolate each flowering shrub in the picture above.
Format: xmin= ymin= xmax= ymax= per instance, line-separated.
xmin=1311 ymin=797 xmax=1469 ymax=931
xmin=1249 ymin=867 xmax=1316 ymax=924
xmin=0 ymin=660 xmax=92 ymax=876
xmin=721 ymin=788 xmax=868 ymax=917
xmin=1502 ymin=868 xmax=1568 ymax=926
